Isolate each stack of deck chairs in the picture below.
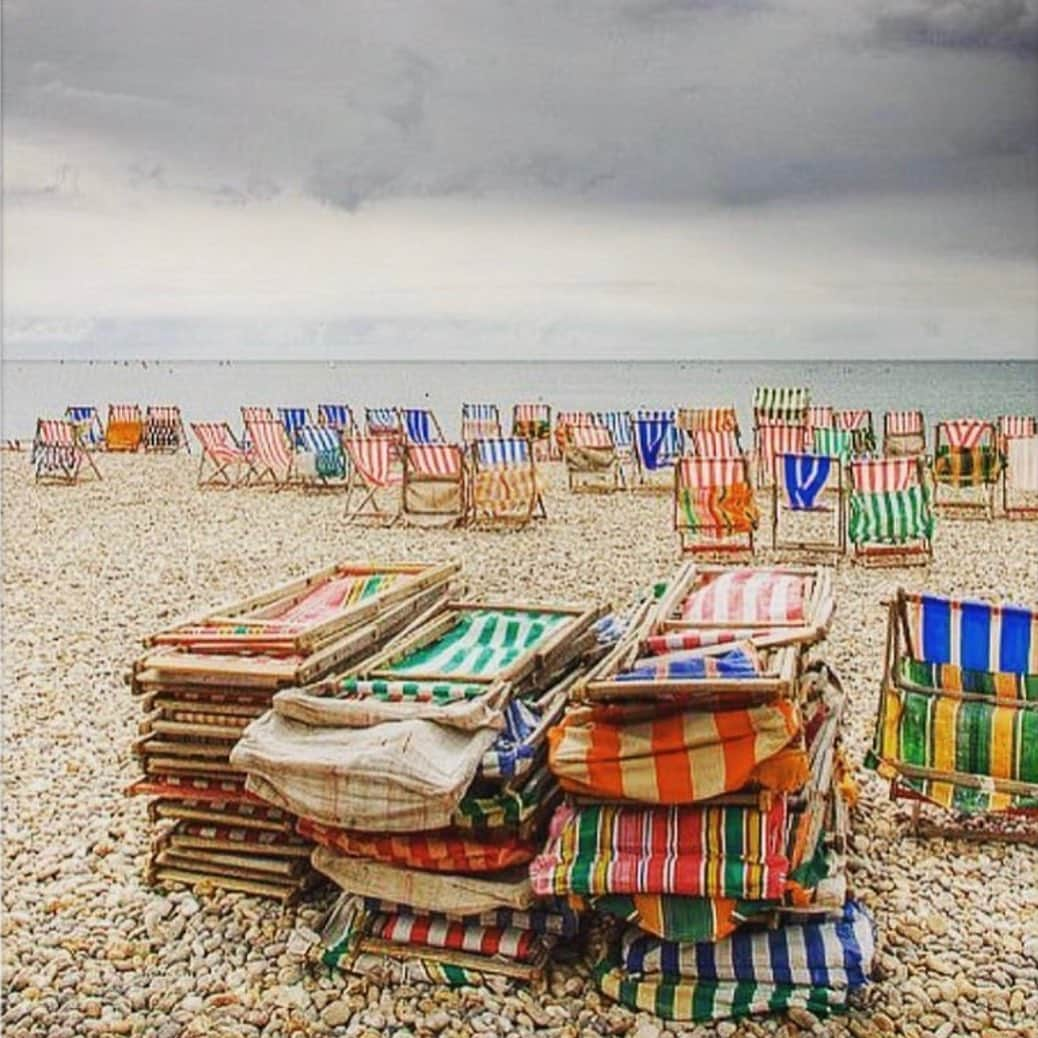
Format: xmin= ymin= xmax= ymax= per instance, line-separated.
xmin=127 ymin=561 xmax=458 ymax=902
xmin=530 ymin=564 xmax=876 ymax=1024
xmin=232 ymin=594 xmax=606 ymax=985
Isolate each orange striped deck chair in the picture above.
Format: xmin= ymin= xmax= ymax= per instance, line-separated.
xmin=674 ymin=456 xmax=758 ymax=558
xmin=565 ymin=425 xmax=623 ymax=492
xmin=687 ymin=429 xmax=743 ymax=458
xmin=512 ymin=403 xmax=554 ymax=461
xmin=240 ymin=406 xmax=274 ymax=451
xmin=805 ymin=406 xmax=834 ymax=432
xmin=32 ymin=418 xmax=101 ymax=484
xmin=144 ymin=405 xmax=190 ymax=453
xmin=191 ymin=422 xmax=254 ymax=488
xmin=883 ymin=410 xmax=925 ymax=456
xmin=343 ymin=435 xmax=403 ymax=525
xmin=402 ymin=443 xmax=467 ymax=525
xmin=461 ymin=403 xmax=502 ymax=443
xmin=244 ymin=418 xmax=297 ymax=487
xmin=932 ymin=419 xmax=1000 ymax=518
xmin=106 ymin=404 xmax=143 ymax=452
xmin=471 ymin=438 xmax=545 ymax=526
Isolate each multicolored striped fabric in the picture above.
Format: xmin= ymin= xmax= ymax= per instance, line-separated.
xmin=482 ymin=699 xmax=540 ymax=780
xmin=933 ymin=446 xmax=1002 ymax=486
xmin=688 ymin=431 xmax=741 ymax=457
xmin=939 ymin=419 xmax=991 ymax=450
xmin=33 ymin=419 xmax=82 ymax=478
xmin=462 ymin=403 xmax=501 ymax=441
xmin=580 ymin=894 xmax=770 ymax=943
xmin=65 ymin=406 xmax=104 ymax=446
xmin=899 ymin=658 xmax=1038 ymax=702
xmin=753 ymin=387 xmax=809 ymax=423
xmin=812 ymin=428 xmax=853 ymax=462
xmin=476 ymin=437 xmax=530 ymax=467
xmin=850 ymin=457 xmax=918 ymax=493
xmin=634 ymin=413 xmax=684 ymax=470
xmin=677 ymin=485 xmax=758 ymax=535
xmin=615 ymin=646 xmax=762 ymax=681
xmin=365 ymin=899 xmax=580 ymax=937
xmin=366 ymin=408 xmax=400 ymax=434
xmin=805 ymin=406 xmax=834 ymax=429
xmin=407 ymin=444 xmax=463 ymax=477
xmin=781 ymin=454 xmax=832 ymax=510
xmin=344 ymin=436 xmax=401 ymax=488
xmin=317 ymin=403 xmax=354 ymax=430
xmin=1007 ymin=436 xmax=1038 ymax=492
xmin=277 ymin=408 xmax=310 ymax=444
xmin=298 ymin=425 xmax=346 ymax=478
xmin=473 ymin=467 xmax=540 ymax=516
xmin=678 ymin=407 xmax=739 ymax=433
xmin=403 ymin=408 xmax=441 ymax=444
xmin=454 ymin=764 xmax=556 ymax=832
xmin=848 ymin=486 xmax=934 ymax=545
xmin=599 ymin=411 xmax=633 ymax=449
xmin=529 ymin=800 xmax=790 ymax=899
xmin=369 ymin=910 xmax=542 ymax=962
xmin=680 ymin=570 xmax=806 ymax=625
xmin=548 ymin=700 xmax=805 ymax=803
xmin=338 ymin=678 xmax=486 ymax=704
xmin=644 ymin=629 xmax=768 ymax=655
xmin=834 ymin=409 xmax=871 ymax=431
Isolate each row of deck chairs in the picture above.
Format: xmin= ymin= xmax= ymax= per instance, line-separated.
xmin=62 ymin=404 xmax=191 ymax=453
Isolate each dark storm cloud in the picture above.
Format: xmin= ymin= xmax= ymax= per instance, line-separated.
xmin=871 ymin=0 xmax=1038 ymax=56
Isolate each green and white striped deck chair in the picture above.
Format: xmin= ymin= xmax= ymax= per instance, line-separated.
xmin=752 ymin=387 xmax=809 ymax=460
xmin=848 ymin=457 xmax=934 ymax=567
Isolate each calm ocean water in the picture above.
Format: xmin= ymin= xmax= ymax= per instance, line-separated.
xmin=2 ymin=359 xmax=1036 ymax=441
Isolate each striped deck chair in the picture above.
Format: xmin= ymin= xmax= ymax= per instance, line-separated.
xmin=343 ymin=435 xmax=402 ymax=525
xmin=755 ymin=421 xmax=809 ymax=487
xmin=867 ymin=589 xmax=1038 ymax=840
xmin=632 ymin=410 xmax=685 ymax=490
xmin=244 ymin=418 xmax=297 ymax=487
xmin=674 ymin=456 xmax=758 ymax=557
xmin=834 ymin=409 xmax=876 ymax=455
xmin=191 ymin=422 xmax=254 ymax=487
xmin=143 ymin=405 xmax=190 ymax=453
xmin=848 ymin=457 xmax=934 ymax=566
xmin=240 ymin=406 xmax=273 ymax=450
xmin=598 ymin=411 xmax=633 ymax=454
xmin=753 ymin=387 xmax=809 ymax=432
xmin=771 ymin=452 xmax=845 ymax=556
xmin=811 ymin=427 xmax=854 ymax=465
xmin=513 ymin=402 xmax=554 ymax=461
xmin=65 ymin=406 xmax=105 ymax=450
xmin=401 ymin=407 xmax=446 ymax=445
xmin=997 ymin=414 xmax=1037 ymax=452
xmin=565 ymin=425 xmax=623 ymax=492
xmin=365 ymin=408 xmax=403 ymax=453
xmin=554 ymin=410 xmax=599 ymax=453
xmin=932 ymin=419 xmax=1000 ymax=518
xmin=883 ymin=410 xmax=925 ymax=457
xmin=297 ymin=424 xmax=347 ymax=487
xmin=676 ymin=407 xmax=739 ymax=435
xmin=277 ymin=408 xmax=312 ymax=448
xmin=106 ymin=403 xmax=143 ymax=452
xmin=470 ymin=437 xmax=545 ymax=526
xmin=805 ymin=405 xmax=834 ymax=432
xmin=461 ymin=403 xmax=502 ymax=443
xmin=32 ymin=418 xmax=101 ymax=484
xmin=1003 ymin=435 xmax=1038 ymax=519
xmin=687 ymin=430 xmax=742 ymax=458
xmin=317 ymin=404 xmax=357 ymax=434
xmin=402 ymin=443 xmax=466 ymax=525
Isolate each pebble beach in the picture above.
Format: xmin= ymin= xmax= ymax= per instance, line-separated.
xmin=3 ymin=453 xmax=1037 ymax=1038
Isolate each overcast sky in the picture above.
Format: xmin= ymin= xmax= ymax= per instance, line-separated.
xmin=3 ymin=0 xmax=1037 ymax=359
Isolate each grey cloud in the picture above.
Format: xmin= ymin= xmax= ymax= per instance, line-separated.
xmin=871 ymin=0 xmax=1038 ymax=56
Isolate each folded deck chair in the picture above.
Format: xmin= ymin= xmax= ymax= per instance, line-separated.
xmin=633 ymin=410 xmax=685 ymax=490
xmin=674 ymin=456 xmax=758 ymax=557
xmin=1003 ymin=435 xmax=1038 ymax=519
xmin=402 ymin=443 xmax=467 ymax=524
xmin=565 ymin=425 xmax=623 ymax=492
xmin=848 ymin=457 xmax=934 ymax=566
xmin=144 ymin=405 xmax=190 ymax=453
xmin=317 ymin=404 xmax=357 ymax=434
xmin=277 ymin=408 xmax=312 ymax=448
xmin=755 ymin=422 xmax=809 ymax=487
xmin=883 ymin=410 xmax=925 ymax=456
xmin=470 ymin=438 xmax=545 ymax=526
xmin=244 ymin=418 xmax=297 ymax=487
xmin=402 ymin=407 xmax=446 ymax=445
xmin=65 ymin=406 xmax=105 ymax=450
xmin=512 ymin=403 xmax=554 ymax=461
xmin=191 ymin=421 xmax=254 ymax=488
xmin=771 ymin=452 xmax=845 ymax=557
xmin=297 ymin=424 xmax=348 ymax=488
xmin=834 ymin=409 xmax=876 ymax=455
xmin=106 ymin=403 xmax=143 ymax=451
xmin=32 ymin=418 xmax=101 ymax=484
xmin=461 ymin=403 xmax=502 ymax=443
xmin=932 ymin=419 xmax=1000 ymax=518
xmin=343 ymin=435 xmax=402 ymax=525
xmin=867 ymin=589 xmax=1038 ymax=841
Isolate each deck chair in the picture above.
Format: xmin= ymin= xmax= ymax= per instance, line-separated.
xmin=343 ymin=436 xmax=402 ymax=525
xmin=65 ymin=406 xmax=105 ymax=450
xmin=244 ymin=418 xmax=297 ymax=487
xmin=753 ymin=387 xmax=809 ymax=462
xmin=867 ymin=589 xmax=1038 ymax=842
xmin=365 ymin=407 xmax=402 ymax=442
xmin=32 ymin=418 xmax=101 ymax=484
xmin=755 ymin=421 xmax=809 ymax=487
xmin=278 ymin=408 xmax=312 ymax=448
xmin=771 ymin=452 xmax=846 ymax=557
xmin=674 ymin=456 xmax=758 ymax=557
xmin=932 ymin=419 xmax=1001 ymax=518
xmin=676 ymin=406 xmax=739 ymax=435
xmin=687 ymin=429 xmax=742 ymax=458
xmin=1003 ymin=435 xmax=1038 ymax=519
xmin=106 ymin=404 xmax=143 ymax=452
xmin=811 ymin=427 xmax=854 ymax=465
xmin=632 ymin=410 xmax=685 ymax=491
xmin=240 ymin=406 xmax=273 ymax=450
xmin=883 ymin=410 xmax=925 ymax=456
xmin=144 ymin=405 xmax=190 ymax=453
xmin=317 ymin=404 xmax=357 ymax=434
xmin=401 ymin=407 xmax=445 ymax=445
xmin=848 ymin=457 xmax=934 ymax=566
xmin=297 ymin=424 xmax=348 ymax=488
xmin=565 ymin=425 xmax=623 ymax=492
xmin=805 ymin=405 xmax=834 ymax=431
xmin=512 ymin=403 xmax=554 ymax=461
xmin=191 ymin=422 xmax=254 ymax=487
xmin=554 ymin=410 xmax=599 ymax=453
xmin=834 ymin=409 xmax=876 ymax=455
xmin=461 ymin=403 xmax=502 ymax=443
xmin=402 ymin=443 xmax=467 ymax=525
xmin=470 ymin=437 xmax=545 ymax=526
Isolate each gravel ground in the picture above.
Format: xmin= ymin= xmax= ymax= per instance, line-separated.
xmin=3 ymin=453 xmax=1037 ymax=1038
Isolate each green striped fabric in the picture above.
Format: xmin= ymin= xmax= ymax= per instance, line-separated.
xmin=812 ymin=428 xmax=853 ymax=462
xmin=895 ymin=775 xmax=1038 ymax=814
xmin=339 ymin=678 xmax=487 ymax=703
xmin=452 ymin=765 xmax=556 ymax=831
xmin=753 ymin=387 xmax=809 ymax=421
xmin=386 ymin=609 xmax=569 ymax=678
xmin=585 ymin=895 xmax=775 ymax=943
xmin=899 ymin=659 xmax=1038 ymax=702
xmin=848 ymin=486 xmax=934 ymax=545
xmin=933 ymin=446 xmax=1003 ymax=487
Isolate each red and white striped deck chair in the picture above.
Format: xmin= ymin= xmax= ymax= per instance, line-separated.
xmin=755 ymin=421 xmax=809 ymax=486
xmin=402 ymin=443 xmax=466 ymax=525
xmin=688 ymin=429 xmax=743 ymax=458
xmin=1003 ymin=434 xmax=1038 ymax=519
xmin=144 ymin=405 xmax=190 ymax=454
xmin=554 ymin=410 xmax=599 ymax=452
xmin=883 ymin=410 xmax=926 ymax=457
xmin=240 ymin=406 xmax=274 ymax=451
xmin=32 ymin=418 xmax=101 ymax=484
xmin=343 ymin=436 xmax=403 ymax=525
xmin=674 ymin=456 xmax=758 ymax=558
xmin=191 ymin=422 xmax=254 ymax=488
xmin=512 ymin=403 xmax=554 ymax=461
xmin=834 ymin=409 xmax=876 ymax=454
xmin=676 ymin=406 xmax=740 ymax=435
xmin=106 ymin=404 xmax=143 ymax=452
xmin=997 ymin=415 xmax=1037 ymax=453
xmin=564 ymin=424 xmax=623 ymax=492
xmin=805 ymin=405 xmax=834 ymax=432
xmin=244 ymin=418 xmax=296 ymax=487
xmin=932 ymin=419 xmax=1000 ymax=517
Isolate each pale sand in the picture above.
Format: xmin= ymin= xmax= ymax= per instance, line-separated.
xmin=3 ymin=453 xmax=1037 ymax=1037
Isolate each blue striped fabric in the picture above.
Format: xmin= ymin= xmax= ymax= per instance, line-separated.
xmin=617 ymin=646 xmax=759 ymax=681
xmin=477 ymin=438 xmax=530 ymax=467
xmin=298 ymin=424 xmax=345 ymax=477
xmin=481 ymin=699 xmax=540 ymax=779
xmin=599 ymin=411 xmax=633 ymax=449
xmin=367 ymin=408 xmax=399 ymax=430
xmin=404 ymin=409 xmax=435 ymax=444
xmin=634 ymin=414 xmax=684 ymax=470
xmin=318 ymin=404 xmax=353 ymax=429
xmin=66 ymin=407 xmax=103 ymax=444
xmin=278 ymin=408 xmax=309 ymax=445
xmin=782 ymin=454 xmax=832 ymax=510
xmin=463 ymin=403 xmax=498 ymax=420
xmin=917 ymin=595 xmax=1035 ymax=673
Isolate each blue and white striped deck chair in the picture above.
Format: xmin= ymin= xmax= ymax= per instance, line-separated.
xmin=632 ymin=410 xmax=684 ymax=490
xmin=317 ymin=404 xmax=356 ymax=434
xmin=402 ymin=407 xmax=445 ymax=445
xmin=298 ymin=424 xmax=347 ymax=486
xmin=598 ymin=411 xmax=633 ymax=453
xmin=65 ymin=406 xmax=105 ymax=450
xmin=470 ymin=437 xmax=546 ymax=526
xmin=365 ymin=408 xmax=400 ymax=436
xmin=277 ymin=408 xmax=311 ymax=448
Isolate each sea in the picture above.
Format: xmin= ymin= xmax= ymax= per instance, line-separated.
xmin=2 ymin=359 xmax=1036 ymax=442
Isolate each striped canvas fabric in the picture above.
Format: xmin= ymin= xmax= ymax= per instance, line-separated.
xmin=109 ymin=404 xmax=141 ymax=422
xmin=339 ymin=678 xmax=486 ymax=704
xmin=462 ymin=404 xmax=501 ymax=441
xmin=834 ymin=409 xmax=871 ymax=431
xmin=482 ymin=699 xmax=540 ymax=780
xmin=677 ymin=485 xmax=758 ymax=535
xmin=599 ymin=411 xmax=633 ymax=449
xmin=241 ymin=406 xmax=273 ymax=422
xmin=556 ymin=410 xmax=597 ymax=428
xmin=885 ymin=410 xmax=923 ymax=435
xmin=634 ymin=413 xmax=684 ymax=470
xmin=403 ymin=409 xmax=440 ymax=444
xmin=192 ymin=422 xmax=249 ymax=463
xmin=677 ymin=407 xmax=739 ymax=433
xmin=453 ymin=764 xmax=556 ymax=832
xmin=369 ymin=911 xmax=541 ymax=962
xmin=902 ymin=593 xmax=1038 ymax=673
xmin=757 ymin=425 xmax=808 ymax=474
xmin=513 ymin=403 xmax=550 ymax=439
xmin=317 ymin=404 xmax=354 ymax=430
xmin=344 ymin=436 xmax=401 ymax=488
xmin=752 ymin=387 xmax=809 ymax=423
xmin=999 ymin=415 xmax=1037 ymax=440
xmin=145 ymin=405 xmax=179 ymax=421
xmin=678 ymin=457 xmax=746 ymax=489
xmin=850 ymin=457 xmax=918 ymax=493
xmin=1007 ymin=436 xmax=1038 ymax=492
xmin=939 ymin=419 xmax=991 ymax=450
xmin=366 ymin=408 xmax=400 ymax=433
xmin=407 ymin=444 xmax=463 ymax=477
xmin=473 ymin=468 xmax=540 ymax=516
xmin=529 ymin=800 xmax=790 ymax=899
xmin=106 ymin=404 xmax=143 ymax=450
xmin=848 ymin=486 xmax=934 ymax=545
xmin=246 ymin=419 xmax=294 ymax=478
xmin=680 ymin=570 xmax=807 ymax=625
xmin=364 ymin=900 xmax=580 ymax=938
xmin=242 ymin=571 xmax=393 ymax=633
xmin=805 ymin=406 xmax=834 ymax=429
xmin=617 ymin=645 xmax=762 ymax=681
xmin=298 ymin=425 xmax=346 ymax=478
xmin=548 ymin=700 xmax=805 ymax=803
xmin=689 ymin=431 xmax=741 ymax=457
xmin=812 ymin=428 xmax=853 ymax=462
xmin=644 ymin=629 xmax=768 ymax=654
xmin=34 ymin=419 xmax=81 ymax=476
xmin=277 ymin=408 xmax=309 ymax=443
xmin=570 ymin=426 xmax=613 ymax=449
xmin=65 ymin=406 xmax=102 ymax=441
xmin=933 ymin=446 xmax=1002 ymax=486
xmin=476 ymin=437 xmax=530 ymax=467
xmin=899 ymin=658 xmax=1038 ymax=702
xmin=781 ymin=454 xmax=833 ymax=510
xmin=463 ymin=403 xmax=499 ymax=421
xmin=143 ymin=406 xmax=184 ymax=450
xmin=581 ymin=894 xmax=769 ymax=944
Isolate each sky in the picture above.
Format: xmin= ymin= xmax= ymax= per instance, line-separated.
xmin=3 ymin=0 xmax=1037 ymax=360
